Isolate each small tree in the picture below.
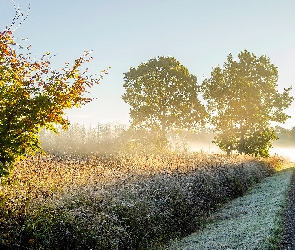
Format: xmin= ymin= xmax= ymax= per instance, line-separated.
xmin=122 ymin=56 xmax=207 ymax=150
xmin=0 ymin=6 xmax=109 ymax=176
xmin=202 ymin=50 xmax=293 ymax=156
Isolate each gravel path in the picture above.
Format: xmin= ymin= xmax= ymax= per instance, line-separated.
xmin=280 ymin=166 xmax=295 ymax=250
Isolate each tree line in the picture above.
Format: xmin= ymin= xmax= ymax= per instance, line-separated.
xmin=0 ymin=3 xmax=294 ymax=176
xmin=273 ymin=126 xmax=295 ymax=147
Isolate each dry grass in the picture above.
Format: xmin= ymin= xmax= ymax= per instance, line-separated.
xmin=0 ymin=152 xmax=284 ymax=249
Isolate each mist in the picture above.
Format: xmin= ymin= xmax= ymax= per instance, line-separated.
xmin=270 ymin=147 xmax=295 ymax=162
xmin=39 ymin=123 xmax=295 ymax=162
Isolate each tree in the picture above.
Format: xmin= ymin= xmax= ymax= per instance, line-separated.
xmin=274 ymin=126 xmax=295 ymax=147
xmin=202 ymin=50 xmax=293 ymax=156
xmin=0 ymin=6 xmax=109 ymax=176
xmin=122 ymin=56 xmax=207 ymax=149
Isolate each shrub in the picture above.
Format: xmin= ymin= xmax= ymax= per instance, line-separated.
xmin=0 ymin=153 xmax=279 ymax=249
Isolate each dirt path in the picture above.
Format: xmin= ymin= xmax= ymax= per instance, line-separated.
xmin=280 ymin=165 xmax=295 ymax=250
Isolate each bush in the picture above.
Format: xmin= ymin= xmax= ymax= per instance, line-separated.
xmin=0 ymin=153 xmax=279 ymax=249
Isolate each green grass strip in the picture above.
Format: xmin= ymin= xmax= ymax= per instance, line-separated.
xmin=169 ymin=167 xmax=294 ymax=250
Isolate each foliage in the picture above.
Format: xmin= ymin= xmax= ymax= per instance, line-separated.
xmin=0 ymin=153 xmax=281 ymax=249
xmin=202 ymin=50 xmax=294 ymax=156
xmin=0 ymin=7 xmax=109 ymax=176
xmin=122 ymin=56 xmax=207 ymax=149
xmin=239 ymin=127 xmax=278 ymax=157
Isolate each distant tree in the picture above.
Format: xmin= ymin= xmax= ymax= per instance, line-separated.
xmin=202 ymin=50 xmax=293 ymax=156
xmin=122 ymin=56 xmax=207 ymax=149
xmin=274 ymin=126 xmax=295 ymax=146
xmin=0 ymin=5 xmax=109 ymax=176
xmin=291 ymin=126 xmax=295 ymax=141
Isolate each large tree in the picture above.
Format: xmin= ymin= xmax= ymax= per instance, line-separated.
xmin=0 ymin=6 xmax=109 ymax=176
xmin=122 ymin=56 xmax=207 ymax=148
xmin=202 ymin=50 xmax=293 ymax=156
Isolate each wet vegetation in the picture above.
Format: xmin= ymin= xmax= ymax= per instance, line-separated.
xmin=169 ymin=166 xmax=293 ymax=249
xmin=0 ymin=125 xmax=286 ymax=249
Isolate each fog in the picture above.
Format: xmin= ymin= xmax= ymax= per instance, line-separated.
xmin=270 ymin=147 xmax=295 ymax=162
xmin=189 ymin=142 xmax=295 ymax=162
xmin=39 ymin=123 xmax=295 ymax=163
xmin=189 ymin=142 xmax=222 ymax=154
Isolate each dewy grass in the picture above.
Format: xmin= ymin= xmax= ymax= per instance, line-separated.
xmin=0 ymin=153 xmax=283 ymax=249
xmin=169 ymin=166 xmax=294 ymax=250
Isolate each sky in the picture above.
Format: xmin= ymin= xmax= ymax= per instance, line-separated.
xmin=1 ymin=0 xmax=295 ymax=128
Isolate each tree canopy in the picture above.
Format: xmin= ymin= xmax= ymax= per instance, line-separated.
xmin=202 ymin=50 xmax=293 ymax=156
xmin=0 ymin=7 xmax=109 ymax=176
xmin=122 ymin=56 xmax=207 ymax=148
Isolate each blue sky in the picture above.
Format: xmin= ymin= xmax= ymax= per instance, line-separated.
xmin=1 ymin=0 xmax=295 ymax=128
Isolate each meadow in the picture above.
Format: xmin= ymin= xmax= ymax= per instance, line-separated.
xmin=0 ymin=151 xmax=284 ymax=249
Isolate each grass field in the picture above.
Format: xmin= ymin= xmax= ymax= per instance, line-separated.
xmin=169 ymin=165 xmax=293 ymax=249
xmin=0 ymin=152 xmax=285 ymax=249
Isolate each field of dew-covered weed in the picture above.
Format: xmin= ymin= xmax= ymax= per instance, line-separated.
xmin=169 ymin=165 xmax=294 ymax=250
xmin=0 ymin=152 xmax=283 ymax=249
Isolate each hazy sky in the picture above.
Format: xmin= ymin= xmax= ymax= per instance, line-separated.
xmin=1 ymin=0 xmax=295 ymax=128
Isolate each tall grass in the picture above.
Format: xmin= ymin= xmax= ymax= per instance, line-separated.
xmin=0 ymin=152 xmax=283 ymax=249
